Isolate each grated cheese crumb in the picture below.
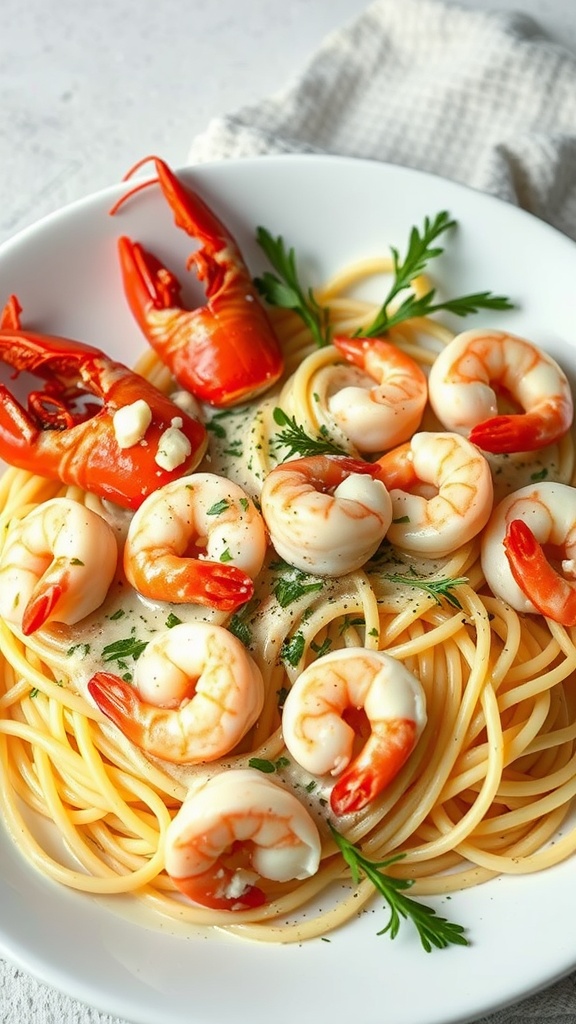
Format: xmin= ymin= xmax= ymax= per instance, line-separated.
xmin=113 ymin=400 xmax=152 ymax=448
xmin=155 ymin=417 xmax=192 ymax=471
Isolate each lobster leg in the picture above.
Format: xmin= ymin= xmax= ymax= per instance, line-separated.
xmin=0 ymin=387 xmax=38 ymax=449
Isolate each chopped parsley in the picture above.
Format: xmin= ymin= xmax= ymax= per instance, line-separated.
xmin=281 ymin=631 xmax=306 ymax=668
xmin=272 ymin=560 xmax=324 ymax=608
xmin=207 ymin=499 xmax=230 ymax=516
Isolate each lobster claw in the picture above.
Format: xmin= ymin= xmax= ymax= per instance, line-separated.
xmin=110 ymin=156 xmax=284 ymax=408
xmin=0 ymin=300 xmax=208 ymax=510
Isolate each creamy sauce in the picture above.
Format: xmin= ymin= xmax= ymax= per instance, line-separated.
xmin=11 ymin=379 xmax=574 ymax=811
xmin=201 ymin=400 xmax=273 ymax=497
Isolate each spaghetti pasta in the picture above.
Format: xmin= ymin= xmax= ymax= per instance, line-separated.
xmin=1 ymin=240 xmax=576 ymax=947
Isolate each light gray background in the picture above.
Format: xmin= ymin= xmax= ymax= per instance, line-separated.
xmin=2 ymin=0 xmax=576 ymax=246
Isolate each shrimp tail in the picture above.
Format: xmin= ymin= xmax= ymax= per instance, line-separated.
xmin=21 ymin=581 xmax=65 ymax=636
xmin=330 ymin=718 xmax=418 ymax=816
xmin=88 ymin=672 xmax=143 ymax=736
xmin=125 ymin=554 xmax=255 ymax=612
xmin=330 ymin=764 xmax=382 ymax=816
xmin=469 ymin=409 xmax=570 ymax=454
xmin=171 ymin=864 xmax=267 ymax=911
xmin=88 ymin=670 xmax=194 ymax=763
xmin=504 ymin=518 xmax=576 ymax=626
xmin=184 ymin=560 xmax=255 ymax=611
xmin=504 ymin=517 xmax=541 ymax=565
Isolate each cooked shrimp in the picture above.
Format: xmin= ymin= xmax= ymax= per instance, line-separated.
xmin=123 ymin=472 xmax=267 ymax=612
xmin=282 ymin=648 xmax=427 ymax=816
xmin=87 ymin=622 xmax=265 ymax=763
xmin=480 ymin=481 xmax=576 ymax=625
xmin=0 ymin=497 xmax=118 ymax=635
xmin=164 ymin=768 xmax=322 ymax=909
xmin=260 ymin=454 xmax=392 ymax=576
xmin=376 ymin=431 xmax=493 ymax=556
xmin=327 ymin=336 xmax=428 ymax=452
xmin=427 ymin=328 xmax=573 ymax=453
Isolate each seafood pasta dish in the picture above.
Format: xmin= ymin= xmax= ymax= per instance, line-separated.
xmin=1 ymin=156 xmax=576 ymax=952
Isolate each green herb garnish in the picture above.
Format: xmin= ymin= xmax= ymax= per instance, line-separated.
xmin=359 ymin=211 xmax=513 ymax=336
xmin=383 ymin=571 xmax=469 ymax=609
xmin=330 ymin=826 xmax=468 ymax=952
xmin=248 ymin=757 xmax=277 ymax=774
xmin=101 ymin=636 xmax=148 ymax=663
xmin=339 ymin=615 xmax=366 ymax=635
xmin=311 ymin=637 xmax=333 ymax=659
xmin=67 ymin=642 xmax=90 ymax=658
xmin=255 ymin=228 xmax=331 ymax=348
xmin=273 ymin=561 xmax=324 ymax=608
xmin=272 ymin=407 xmax=347 ymax=460
xmin=228 ymin=614 xmax=252 ymax=647
xmin=227 ymin=597 xmax=261 ymax=648
xmin=207 ymin=499 xmax=230 ymax=516
xmin=249 ymin=756 xmax=290 ymax=774
xmin=281 ymin=631 xmax=306 ymax=668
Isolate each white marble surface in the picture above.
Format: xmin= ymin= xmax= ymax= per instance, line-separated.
xmin=3 ymin=0 xmax=576 ymax=247
xmin=2 ymin=1 xmax=576 ymax=1023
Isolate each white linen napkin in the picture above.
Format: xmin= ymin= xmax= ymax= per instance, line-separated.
xmin=189 ymin=0 xmax=576 ymax=241
xmin=3 ymin=2 xmax=576 ymax=1023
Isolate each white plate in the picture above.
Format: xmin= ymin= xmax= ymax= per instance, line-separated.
xmin=1 ymin=154 xmax=576 ymax=1024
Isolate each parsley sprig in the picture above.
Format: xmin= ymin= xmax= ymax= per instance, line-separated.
xmin=359 ymin=211 xmax=514 ymax=337
xmin=330 ymin=826 xmax=468 ymax=952
xmin=272 ymin=407 xmax=347 ymax=459
xmin=255 ymin=212 xmax=513 ymax=346
xmin=382 ymin=571 xmax=468 ymax=610
xmin=254 ymin=228 xmax=332 ymax=348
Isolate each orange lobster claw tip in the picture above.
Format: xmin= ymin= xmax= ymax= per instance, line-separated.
xmin=111 ymin=156 xmax=284 ymax=408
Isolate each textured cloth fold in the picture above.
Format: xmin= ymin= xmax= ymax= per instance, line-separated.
xmin=188 ymin=0 xmax=576 ymax=240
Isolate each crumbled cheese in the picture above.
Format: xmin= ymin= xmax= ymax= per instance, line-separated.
xmin=170 ymin=389 xmax=203 ymax=420
xmin=155 ymin=417 xmax=192 ymax=471
xmin=113 ymin=400 xmax=152 ymax=448
xmin=223 ymin=868 xmax=259 ymax=900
